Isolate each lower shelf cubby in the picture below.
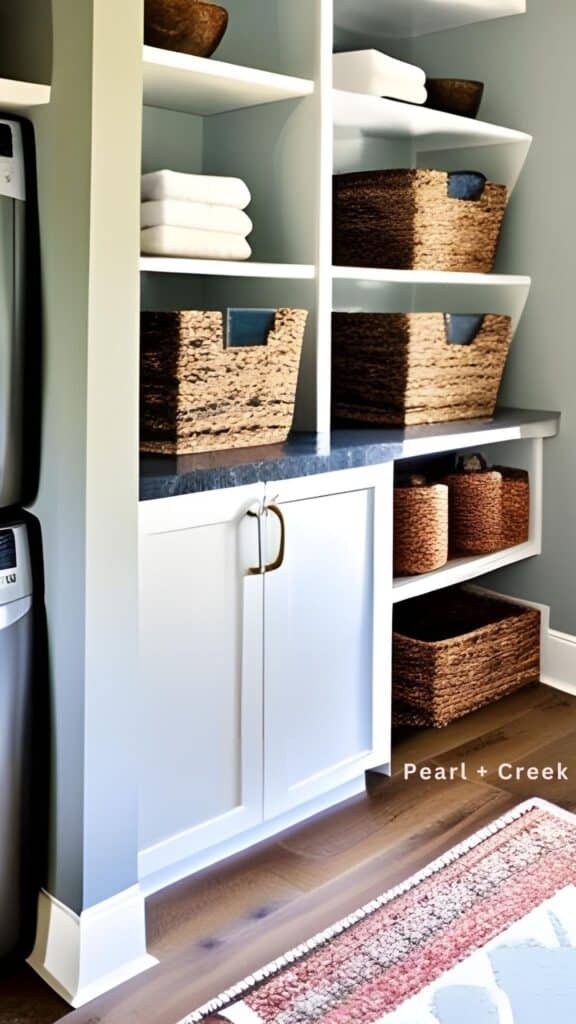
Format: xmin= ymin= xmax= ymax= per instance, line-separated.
xmin=392 ymin=435 xmax=542 ymax=602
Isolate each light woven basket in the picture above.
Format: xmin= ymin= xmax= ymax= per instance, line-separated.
xmin=393 ymin=587 xmax=541 ymax=728
xmin=332 ymin=312 xmax=513 ymax=426
xmin=445 ymin=467 xmax=530 ymax=555
xmin=333 ymin=169 xmax=508 ymax=272
xmin=394 ymin=485 xmax=449 ymax=576
xmin=141 ymin=309 xmax=307 ymax=454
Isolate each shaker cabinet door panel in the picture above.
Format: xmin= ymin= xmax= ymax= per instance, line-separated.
xmin=263 ymin=469 xmax=392 ymax=819
xmin=139 ymin=488 xmax=265 ymax=875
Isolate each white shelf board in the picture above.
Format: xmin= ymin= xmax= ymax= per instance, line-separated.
xmin=140 ymin=258 xmax=316 ymax=280
xmin=393 ymin=540 xmax=537 ymax=603
xmin=333 ymin=92 xmax=531 ymax=150
xmin=0 ymin=77 xmax=50 ymax=112
xmin=333 ymin=268 xmax=532 ymax=331
xmin=333 ymin=268 xmax=531 ymax=287
xmin=333 ymin=94 xmax=532 ymax=193
xmin=334 ymin=0 xmax=526 ymax=40
xmin=143 ymin=46 xmax=314 ymax=117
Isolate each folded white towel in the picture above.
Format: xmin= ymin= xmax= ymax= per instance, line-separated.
xmin=142 ymin=170 xmax=251 ymax=210
xmin=382 ymin=81 xmax=428 ymax=105
xmin=141 ymin=225 xmax=252 ymax=261
xmin=334 ymin=50 xmax=427 ymax=104
xmin=141 ymin=199 xmax=253 ymax=237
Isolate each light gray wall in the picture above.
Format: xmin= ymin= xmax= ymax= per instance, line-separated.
xmin=408 ymin=1 xmax=574 ymax=632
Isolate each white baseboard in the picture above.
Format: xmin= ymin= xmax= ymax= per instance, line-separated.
xmin=27 ymin=885 xmax=158 ymax=1008
xmin=468 ymin=583 xmax=576 ymax=697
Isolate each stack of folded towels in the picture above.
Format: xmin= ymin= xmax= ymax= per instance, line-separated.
xmin=333 ymin=49 xmax=427 ymax=105
xmin=141 ymin=170 xmax=253 ymax=261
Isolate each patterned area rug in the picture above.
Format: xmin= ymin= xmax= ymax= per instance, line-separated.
xmin=181 ymin=799 xmax=576 ymax=1024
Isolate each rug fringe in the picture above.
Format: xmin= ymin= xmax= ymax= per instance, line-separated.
xmin=180 ymin=798 xmax=572 ymax=1023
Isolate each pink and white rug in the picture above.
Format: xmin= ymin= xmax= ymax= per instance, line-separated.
xmin=182 ymin=799 xmax=576 ymax=1024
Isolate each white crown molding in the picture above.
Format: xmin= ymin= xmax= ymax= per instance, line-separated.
xmin=27 ymin=885 xmax=158 ymax=1008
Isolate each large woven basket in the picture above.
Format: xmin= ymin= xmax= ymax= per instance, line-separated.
xmin=394 ymin=485 xmax=449 ymax=576
xmin=393 ymin=587 xmax=540 ymax=728
xmin=445 ymin=466 xmax=530 ymax=554
xmin=333 ymin=169 xmax=508 ymax=272
xmin=141 ymin=309 xmax=307 ymax=454
xmin=332 ymin=312 xmax=513 ymax=426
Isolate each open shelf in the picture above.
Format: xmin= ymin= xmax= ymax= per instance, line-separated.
xmin=333 ymin=268 xmax=532 ymax=331
xmin=393 ymin=541 xmax=537 ymax=603
xmin=333 ymin=93 xmax=531 ymax=191
xmin=0 ymin=77 xmax=50 ymax=112
xmin=143 ymin=46 xmax=314 ymax=117
xmin=334 ymin=0 xmax=526 ymax=41
xmin=140 ymin=258 xmax=316 ymax=280
xmin=333 ymin=93 xmax=530 ymax=149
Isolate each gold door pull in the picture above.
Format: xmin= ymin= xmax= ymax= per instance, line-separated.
xmin=264 ymin=504 xmax=286 ymax=574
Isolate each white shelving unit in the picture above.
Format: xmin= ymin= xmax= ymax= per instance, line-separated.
xmin=140 ymin=258 xmax=316 ymax=279
xmin=393 ymin=429 xmax=547 ymax=602
xmin=0 ymin=77 xmax=50 ymax=112
xmin=333 ymin=91 xmax=532 ymax=192
xmin=333 ymin=268 xmax=532 ymax=332
xmin=143 ymin=46 xmax=314 ymax=117
xmin=334 ymin=0 xmax=526 ymax=43
xmin=393 ymin=542 xmax=537 ymax=603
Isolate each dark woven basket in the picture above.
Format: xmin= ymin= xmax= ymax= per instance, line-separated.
xmin=393 ymin=587 xmax=541 ymax=728
xmin=141 ymin=309 xmax=307 ymax=454
xmin=394 ymin=485 xmax=449 ymax=576
xmin=333 ymin=169 xmax=508 ymax=272
xmin=332 ymin=313 xmax=513 ymax=426
xmin=445 ymin=467 xmax=530 ymax=555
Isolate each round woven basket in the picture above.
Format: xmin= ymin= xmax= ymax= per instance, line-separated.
xmin=394 ymin=485 xmax=449 ymax=576
xmin=445 ymin=467 xmax=530 ymax=555
xmin=494 ymin=466 xmax=530 ymax=547
xmin=445 ymin=471 xmax=504 ymax=555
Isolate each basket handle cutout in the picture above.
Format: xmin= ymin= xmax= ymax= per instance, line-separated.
xmin=444 ymin=313 xmax=485 ymax=346
xmin=447 ymin=171 xmax=487 ymax=202
xmin=225 ymin=308 xmax=276 ymax=349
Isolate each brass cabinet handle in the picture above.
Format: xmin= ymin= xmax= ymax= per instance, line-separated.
xmin=245 ymin=502 xmax=286 ymax=575
xmin=246 ymin=508 xmax=264 ymax=576
xmin=264 ymin=504 xmax=286 ymax=574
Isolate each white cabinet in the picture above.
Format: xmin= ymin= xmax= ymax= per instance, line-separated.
xmin=262 ymin=469 xmax=392 ymax=818
xmin=139 ymin=485 xmax=266 ymax=876
xmin=138 ymin=466 xmax=393 ymax=880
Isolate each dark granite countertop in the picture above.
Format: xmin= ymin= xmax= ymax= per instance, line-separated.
xmin=140 ymin=408 xmax=561 ymax=500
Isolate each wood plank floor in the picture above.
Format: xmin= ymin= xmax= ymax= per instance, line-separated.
xmin=1 ymin=683 xmax=575 ymax=1024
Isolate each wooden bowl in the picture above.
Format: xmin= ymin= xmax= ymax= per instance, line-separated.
xmin=425 ymin=79 xmax=485 ymax=119
xmin=144 ymin=0 xmax=229 ymax=58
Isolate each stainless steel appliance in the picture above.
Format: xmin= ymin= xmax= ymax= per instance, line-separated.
xmin=0 ymin=522 xmax=34 ymax=958
xmin=0 ymin=116 xmax=40 ymax=508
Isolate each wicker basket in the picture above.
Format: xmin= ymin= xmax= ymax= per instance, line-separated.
xmin=393 ymin=587 xmax=540 ymax=728
xmin=332 ymin=313 xmax=513 ymax=426
xmin=394 ymin=485 xmax=449 ymax=576
xmin=333 ymin=169 xmax=508 ymax=272
xmin=446 ymin=467 xmax=530 ymax=554
xmin=141 ymin=309 xmax=307 ymax=454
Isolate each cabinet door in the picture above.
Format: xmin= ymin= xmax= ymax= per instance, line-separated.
xmin=262 ymin=466 xmax=393 ymax=820
xmin=138 ymin=486 xmax=265 ymax=878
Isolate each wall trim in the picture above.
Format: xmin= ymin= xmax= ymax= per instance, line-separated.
xmin=469 ymin=584 xmax=576 ymax=697
xmin=27 ymin=885 xmax=158 ymax=1008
